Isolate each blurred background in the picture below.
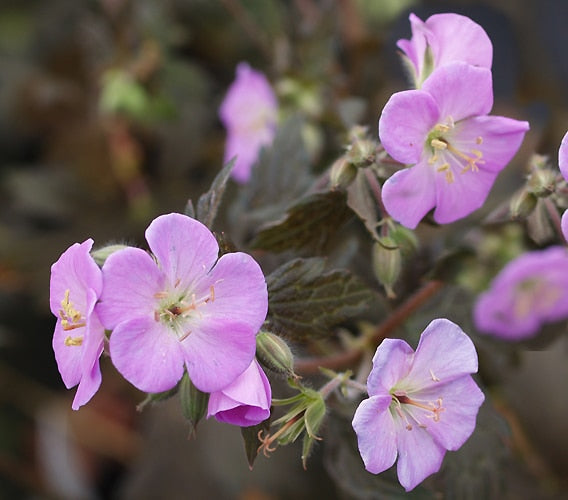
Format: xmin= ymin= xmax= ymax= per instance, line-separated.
xmin=1 ymin=0 xmax=567 ymax=498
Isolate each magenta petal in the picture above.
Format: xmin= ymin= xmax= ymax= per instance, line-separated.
xmin=109 ymin=317 xmax=185 ymax=393
xmin=181 ymin=319 xmax=256 ymax=392
xmin=395 ymin=417 xmax=446 ymax=492
xmin=98 ymin=247 xmax=165 ymax=329
xmin=194 ymin=252 xmax=268 ymax=332
xmin=352 ymin=395 xmax=398 ymax=474
xmin=559 ymin=131 xmax=568 ymax=180
xmin=145 ymin=213 xmax=219 ymax=290
xmin=367 ymin=339 xmax=413 ymax=395
xmin=405 ymin=319 xmax=478 ymax=389
xmin=432 ymin=162 xmax=497 ymax=224
xmin=379 ymin=90 xmax=439 ymax=164
xmin=453 ymin=115 xmax=529 ymax=172
xmin=418 ymin=376 xmax=484 ymax=451
xmin=422 ymin=63 xmax=493 ymax=121
xmin=382 ymin=162 xmax=436 ymax=229
xmin=52 ymin=322 xmax=81 ymax=388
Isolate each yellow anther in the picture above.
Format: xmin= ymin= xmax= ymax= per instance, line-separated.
xmin=431 ymin=138 xmax=448 ymax=150
xmin=59 ymin=290 xmax=85 ymax=331
xmin=64 ymin=335 xmax=84 ymax=347
xmin=476 ymin=136 xmax=483 ymax=145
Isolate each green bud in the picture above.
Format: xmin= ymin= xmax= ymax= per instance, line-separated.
xmin=256 ymin=331 xmax=296 ymax=378
xmin=527 ymin=167 xmax=556 ymax=197
xmin=91 ymin=244 xmax=129 ymax=266
xmin=372 ymin=237 xmax=401 ymax=299
xmin=510 ymin=189 xmax=537 ymax=219
xmin=179 ymin=372 xmax=209 ymax=437
xmin=329 ymin=157 xmax=357 ymax=189
xmin=301 ymin=396 xmax=326 ymax=469
xmin=389 ymin=225 xmax=419 ymax=256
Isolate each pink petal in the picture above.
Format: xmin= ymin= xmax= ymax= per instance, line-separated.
xmin=181 ymin=319 xmax=256 ymax=393
xmin=452 ymin=115 xmax=529 ymax=173
xmin=193 ymin=252 xmax=268 ymax=333
xmin=145 ymin=213 xmax=219 ymax=291
xmin=49 ymin=239 xmax=102 ymax=317
xmin=421 ymin=63 xmax=493 ymax=121
xmin=432 ymin=158 xmax=497 ymax=224
xmin=559 ymin=130 xmax=568 ymax=180
xmin=381 ymin=161 xmax=437 ymax=229
xmin=352 ymin=395 xmax=398 ymax=475
xmin=378 ymin=89 xmax=439 ymax=164
xmin=98 ymin=247 xmax=165 ymax=329
xmin=426 ymin=13 xmax=492 ymax=70
xmin=395 ymin=416 xmax=446 ymax=491
xmin=396 ymin=13 xmax=428 ymax=79
xmin=223 ymin=131 xmax=269 ymax=184
xmin=207 ymin=360 xmax=271 ymax=426
xmin=52 ymin=321 xmax=81 ymax=388
xmin=109 ymin=317 xmax=186 ymax=393
xmin=367 ymin=338 xmax=413 ymax=395
xmin=405 ymin=319 xmax=479 ymax=389
xmin=562 ymin=210 xmax=568 ymax=242
xmin=416 ymin=375 xmax=485 ymax=451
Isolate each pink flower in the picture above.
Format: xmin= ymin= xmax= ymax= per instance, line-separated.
xmin=96 ymin=213 xmax=268 ymax=393
xmin=219 ymin=62 xmax=278 ymax=184
xmin=397 ymin=13 xmax=493 ymax=88
xmin=474 ymin=247 xmax=568 ymax=340
xmin=207 ymin=359 xmax=271 ymax=427
xmin=49 ymin=240 xmax=105 ymax=410
xmin=352 ymin=319 xmax=484 ymax=492
xmin=379 ymin=62 xmax=529 ymax=228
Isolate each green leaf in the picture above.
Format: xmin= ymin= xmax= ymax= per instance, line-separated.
xmin=192 ymin=158 xmax=235 ymax=229
xmin=250 ymin=190 xmax=351 ymax=254
xmin=266 ymin=258 xmax=377 ymax=340
xmin=241 ymin=418 xmax=271 ymax=470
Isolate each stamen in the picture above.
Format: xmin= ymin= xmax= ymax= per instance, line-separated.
xmin=396 ymin=394 xmax=445 ymax=422
xmin=64 ymin=335 xmax=84 ymax=347
xmin=59 ymin=290 xmax=86 ymax=331
xmin=429 ymin=369 xmax=440 ymax=382
xmin=476 ymin=136 xmax=483 ymax=145
xmin=431 ymin=138 xmax=448 ymax=150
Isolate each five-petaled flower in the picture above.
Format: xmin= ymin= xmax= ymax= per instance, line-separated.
xmin=207 ymin=359 xmax=272 ymax=427
xmin=50 ymin=239 xmax=105 ymax=410
xmin=219 ymin=62 xmax=278 ymax=184
xmin=397 ymin=12 xmax=493 ymax=88
xmin=474 ymin=247 xmax=568 ymax=340
xmin=379 ymin=62 xmax=529 ymax=229
xmin=96 ymin=213 xmax=268 ymax=394
xmin=352 ymin=318 xmax=484 ymax=491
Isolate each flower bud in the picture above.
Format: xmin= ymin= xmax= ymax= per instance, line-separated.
xmin=527 ymin=167 xmax=556 ymax=198
xmin=179 ymin=373 xmax=210 ymax=437
xmin=510 ymin=189 xmax=537 ymax=219
xmin=330 ymin=157 xmax=357 ymax=189
xmin=91 ymin=244 xmax=129 ymax=266
xmin=389 ymin=225 xmax=419 ymax=256
xmin=372 ymin=237 xmax=401 ymax=299
xmin=256 ymin=331 xmax=296 ymax=378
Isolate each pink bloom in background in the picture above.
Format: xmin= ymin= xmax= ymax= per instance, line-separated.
xmin=352 ymin=319 xmax=484 ymax=492
xmin=49 ymin=240 xmax=105 ymax=410
xmin=96 ymin=213 xmax=268 ymax=394
xmin=220 ymin=62 xmax=278 ymax=184
xmin=474 ymin=247 xmax=568 ymax=340
xmin=398 ymin=12 xmax=493 ymax=88
xmin=207 ymin=359 xmax=271 ymax=427
xmin=557 ymin=131 xmax=568 ymax=241
xmin=379 ymin=62 xmax=529 ymax=229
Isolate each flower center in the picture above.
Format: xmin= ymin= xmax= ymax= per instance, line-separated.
xmin=426 ymin=118 xmax=485 ymax=183
xmin=390 ymin=389 xmax=445 ymax=431
xmin=154 ymin=284 xmax=216 ymax=341
xmin=58 ymin=289 xmax=85 ymax=347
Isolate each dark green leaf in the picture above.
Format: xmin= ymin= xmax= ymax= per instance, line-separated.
xmin=179 ymin=372 xmax=209 ymax=437
xmin=250 ymin=190 xmax=351 ymax=254
xmin=241 ymin=418 xmax=271 ymax=470
xmin=193 ymin=158 xmax=235 ymax=229
xmin=266 ymin=257 xmax=377 ymax=340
